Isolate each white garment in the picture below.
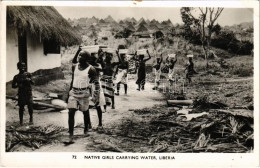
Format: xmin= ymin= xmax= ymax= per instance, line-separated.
xmin=73 ymin=64 xmax=92 ymax=89
xmin=89 ymin=80 xmax=106 ymax=107
xmin=98 ymin=81 xmax=106 ymax=106
xmin=114 ymin=69 xmax=128 ymax=84
xmin=154 ymin=69 xmax=161 ymax=82
xmin=168 ymin=68 xmax=175 ymax=81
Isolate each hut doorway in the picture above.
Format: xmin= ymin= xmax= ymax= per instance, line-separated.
xmin=18 ymin=31 xmax=27 ymax=70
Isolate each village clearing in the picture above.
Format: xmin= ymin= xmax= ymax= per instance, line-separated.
xmin=6 ymin=51 xmax=254 ymax=152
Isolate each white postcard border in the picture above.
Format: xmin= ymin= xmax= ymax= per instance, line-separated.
xmin=0 ymin=1 xmax=259 ymax=167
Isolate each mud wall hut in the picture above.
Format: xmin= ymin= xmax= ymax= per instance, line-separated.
xmin=6 ymin=6 xmax=82 ymax=84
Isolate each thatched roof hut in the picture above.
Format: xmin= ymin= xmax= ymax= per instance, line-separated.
xmin=125 ymin=23 xmax=136 ymax=32
xmin=7 ymin=6 xmax=82 ymax=46
xmin=149 ymin=24 xmax=160 ymax=32
xmin=131 ymin=17 xmax=137 ymax=24
xmin=136 ymin=24 xmax=148 ymax=32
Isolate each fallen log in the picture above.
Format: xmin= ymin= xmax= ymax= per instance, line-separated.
xmin=6 ymin=96 xmax=66 ymax=110
xmin=33 ymin=102 xmax=66 ymax=110
xmin=34 ymin=108 xmax=57 ymax=113
xmin=33 ymin=98 xmax=52 ymax=101
xmin=210 ymin=109 xmax=253 ymax=119
xmin=167 ymin=100 xmax=193 ymax=106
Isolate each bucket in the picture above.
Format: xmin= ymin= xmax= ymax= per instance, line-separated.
xmin=137 ymin=49 xmax=147 ymax=55
xmin=81 ymin=45 xmax=99 ymax=53
xmin=119 ymin=49 xmax=128 ymax=54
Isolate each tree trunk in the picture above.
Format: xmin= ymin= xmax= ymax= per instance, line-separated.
xmin=202 ymin=44 xmax=208 ymax=68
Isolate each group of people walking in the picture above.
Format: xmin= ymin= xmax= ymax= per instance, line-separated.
xmin=151 ymin=53 xmax=196 ymax=91
xmin=11 ymin=44 xmax=196 ymax=143
xmin=66 ymin=45 xmax=131 ymax=142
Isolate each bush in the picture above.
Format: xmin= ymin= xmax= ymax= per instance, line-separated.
xmin=212 ymin=31 xmax=237 ymax=50
xmin=228 ymin=40 xmax=240 ymax=53
xmin=236 ymin=41 xmax=253 ymax=55
xmin=229 ymin=64 xmax=253 ymax=77
xmin=211 ymin=31 xmax=253 ymax=55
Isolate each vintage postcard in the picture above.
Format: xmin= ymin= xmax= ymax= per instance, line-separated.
xmin=0 ymin=1 xmax=259 ymax=167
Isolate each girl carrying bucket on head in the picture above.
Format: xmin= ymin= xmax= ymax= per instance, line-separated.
xmin=100 ymin=50 xmax=119 ymax=111
xmin=166 ymin=54 xmax=178 ymax=87
xmin=88 ymin=50 xmax=106 ymax=129
xmin=133 ymin=49 xmax=151 ymax=91
xmin=185 ymin=55 xmax=197 ymax=84
xmin=114 ymin=45 xmax=129 ymax=95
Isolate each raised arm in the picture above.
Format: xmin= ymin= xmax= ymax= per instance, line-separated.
xmin=126 ymin=61 xmax=129 ymax=73
xmin=185 ymin=62 xmax=189 ymax=71
xmin=94 ymin=63 xmax=102 ymax=72
xmin=159 ymin=54 xmax=163 ymax=64
xmin=174 ymin=56 xmax=178 ymax=64
xmin=113 ymin=65 xmax=119 ymax=78
xmin=97 ymin=52 xmax=105 ymax=69
xmin=132 ymin=51 xmax=139 ymax=61
xmin=98 ymin=48 xmax=104 ymax=57
xmin=116 ymin=50 xmax=122 ymax=63
xmin=144 ymin=50 xmax=151 ymax=62
xmin=166 ymin=56 xmax=169 ymax=62
xmin=72 ymin=46 xmax=82 ymax=64
xmin=112 ymin=61 xmax=120 ymax=66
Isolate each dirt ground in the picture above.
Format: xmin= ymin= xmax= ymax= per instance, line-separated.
xmin=6 ymin=74 xmax=253 ymax=153
xmin=6 ymin=78 xmax=166 ymax=152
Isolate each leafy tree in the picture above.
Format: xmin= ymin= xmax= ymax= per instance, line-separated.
xmin=212 ymin=24 xmax=221 ymax=36
xmin=180 ymin=7 xmax=224 ymax=67
xmin=211 ymin=30 xmax=237 ymax=50
xmin=180 ymin=8 xmax=194 ymax=41
xmin=211 ymin=30 xmax=253 ymax=55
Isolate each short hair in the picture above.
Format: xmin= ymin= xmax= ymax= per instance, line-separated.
xmin=79 ymin=50 xmax=91 ymax=59
xmin=139 ymin=55 xmax=144 ymax=59
xmin=105 ymin=54 xmax=112 ymax=62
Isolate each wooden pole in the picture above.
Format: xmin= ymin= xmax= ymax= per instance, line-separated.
xmin=6 ymin=96 xmax=66 ymax=110
xmin=167 ymin=100 xmax=193 ymax=106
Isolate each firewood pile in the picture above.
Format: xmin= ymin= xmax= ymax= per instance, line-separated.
xmin=6 ymin=124 xmax=66 ymax=151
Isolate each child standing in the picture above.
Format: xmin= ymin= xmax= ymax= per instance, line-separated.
xmin=12 ymin=62 xmax=34 ymax=126
xmin=185 ymin=57 xmax=197 ymax=84
xmin=166 ymin=54 xmax=178 ymax=87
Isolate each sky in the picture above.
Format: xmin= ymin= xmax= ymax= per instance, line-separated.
xmin=55 ymin=7 xmax=253 ymax=26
